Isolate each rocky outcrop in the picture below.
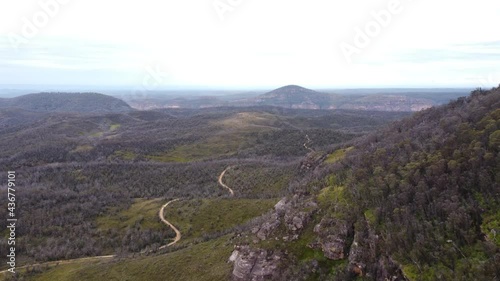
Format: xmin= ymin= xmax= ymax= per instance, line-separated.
xmin=229 ymin=246 xmax=283 ymax=281
xmin=375 ymin=256 xmax=409 ymax=281
xmin=230 ymin=195 xmax=319 ymax=279
xmin=249 ymin=196 xmax=317 ymax=242
xmin=311 ymin=217 xmax=353 ymax=260
xmin=251 ymin=212 xmax=280 ymax=241
xmin=231 ymin=196 xmax=409 ymax=280
xmin=347 ymin=218 xmax=408 ymax=281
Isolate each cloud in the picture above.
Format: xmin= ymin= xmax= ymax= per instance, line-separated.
xmin=0 ymin=1 xmax=499 ymax=88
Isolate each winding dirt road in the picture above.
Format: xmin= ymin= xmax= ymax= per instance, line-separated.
xmin=0 ymin=255 xmax=115 ymax=275
xmin=303 ymin=134 xmax=315 ymax=152
xmin=159 ymin=198 xmax=182 ymax=249
xmin=1 ymin=199 xmax=182 ymax=275
xmin=218 ymin=167 xmax=235 ymax=196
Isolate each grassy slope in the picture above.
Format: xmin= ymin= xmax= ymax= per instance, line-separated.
xmin=5 ymin=197 xmax=277 ymax=281
xmin=145 ymin=112 xmax=278 ymax=162
xmin=324 ymin=147 xmax=353 ymax=164
xmin=222 ymin=165 xmax=294 ymax=198
xmin=97 ymin=198 xmax=277 ymax=242
xmin=6 ymin=235 xmax=233 ymax=281
xmin=163 ymin=198 xmax=278 ymax=240
xmin=97 ymin=198 xmax=166 ymax=232
xmin=0 ymin=107 xmax=410 ymax=280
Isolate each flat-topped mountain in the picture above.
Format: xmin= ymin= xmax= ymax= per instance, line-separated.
xmin=0 ymin=92 xmax=132 ymax=113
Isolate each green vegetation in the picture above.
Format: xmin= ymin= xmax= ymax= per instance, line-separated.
xmin=98 ymin=198 xmax=279 ymax=240
xmin=146 ymin=134 xmax=246 ymax=162
xmin=96 ymin=199 xmax=165 ymax=232
xmin=10 ymin=235 xmax=233 ymax=281
xmin=400 ymin=264 xmax=419 ymax=281
xmin=315 ymin=88 xmax=500 ymax=279
xmin=109 ymin=124 xmax=121 ymax=131
xmin=481 ymin=210 xmax=500 ymax=247
xmin=324 ymin=147 xmax=353 ymax=164
xmin=145 ymin=152 xmax=190 ymax=163
xmin=216 ymin=112 xmax=280 ymax=130
xmin=71 ymin=145 xmax=93 ymax=153
xmin=90 ymin=131 xmax=104 ymax=137
xmin=0 ymin=92 xmax=132 ymax=113
xmin=317 ymin=186 xmax=346 ymax=207
xmin=222 ymin=164 xmax=294 ymax=198
xmin=163 ymin=198 xmax=277 ymax=240
xmin=3 ymin=88 xmax=488 ymax=280
xmin=363 ymin=209 xmax=376 ymax=226
xmin=113 ymin=150 xmax=138 ymax=160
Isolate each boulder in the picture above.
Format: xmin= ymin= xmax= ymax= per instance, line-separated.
xmin=230 ymin=246 xmax=282 ymax=281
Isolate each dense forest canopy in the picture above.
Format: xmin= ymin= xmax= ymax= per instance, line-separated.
xmin=303 ymin=87 xmax=500 ymax=280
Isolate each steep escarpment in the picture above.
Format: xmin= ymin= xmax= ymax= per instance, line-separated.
xmin=230 ymin=87 xmax=500 ymax=280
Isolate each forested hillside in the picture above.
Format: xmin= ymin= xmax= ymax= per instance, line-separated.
xmin=0 ymin=101 xmax=407 ymax=278
xmin=336 ymin=87 xmax=500 ymax=279
xmin=227 ymin=87 xmax=499 ymax=280
xmin=0 ymin=92 xmax=132 ymax=113
xmin=1 ymin=88 xmax=497 ymax=281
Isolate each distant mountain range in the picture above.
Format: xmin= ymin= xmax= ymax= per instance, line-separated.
xmin=0 ymin=86 xmax=471 ymax=114
xmin=125 ymin=85 xmax=469 ymax=112
xmin=0 ymin=92 xmax=132 ymax=113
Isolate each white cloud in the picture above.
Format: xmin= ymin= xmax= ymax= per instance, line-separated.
xmin=0 ymin=0 xmax=499 ymax=88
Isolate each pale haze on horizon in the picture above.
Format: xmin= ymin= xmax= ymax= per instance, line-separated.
xmin=0 ymin=0 xmax=499 ymax=91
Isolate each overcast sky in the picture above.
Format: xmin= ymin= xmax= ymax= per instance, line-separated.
xmin=1 ymin=0 xmax=499 ymax=90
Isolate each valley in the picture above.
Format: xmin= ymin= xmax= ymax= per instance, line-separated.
xmin=0 ymin=87 xmax=498 ymax=280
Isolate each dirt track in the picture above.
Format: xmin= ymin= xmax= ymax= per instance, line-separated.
xmin=303 ymin=134 xmax=314 ymax=152
xmin=159 ymin=198 xmax=182 ymax=249
xmin=1 ymin=199 xmax=182 ymax=275
xmin=218 ymin=167 xmax=235 ymax=196
xmin=0 ymin=255 xmax=115 ymax=275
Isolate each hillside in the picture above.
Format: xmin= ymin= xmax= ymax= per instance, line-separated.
xmin=0 ymin=104 xmax=407 ymax=280
xmin=0 ymin=92 xmax=132 ymax=113
xmin=1 ymin=88 xmax=497 ymax=281
xmin=252 ymin=85 xmax=335 ymax=109
xmin=226 ymin=87 xmax=500 ymax=280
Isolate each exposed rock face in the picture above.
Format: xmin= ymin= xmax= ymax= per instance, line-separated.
xmin=230 ymin=190 xmax=411 ymax=280
xmin=229 ymin=246 xmax=283 ymax=281
xmin=322 ymin=238 xmax=347 ymax=260
xmin=249 ymin=196 xmax=317 ymax=242
xmin=300 ymin=153 xmax=324 ymax=171
xmin=230 ymin=196 xmax=318 ymax=279
xmin=348 ymin=236 xmax=368 ymax=277
xmin=284 ymin=211 xmax=309 ymax=232
xmin=252 ymin=213 xmax=280 ymax=241
xmin=375 ymin=256 xmax=409 ymax=281
xmin=274 ymin=198 xmax=287 ymax=215
xmin=312 ymin=218 xmax=352 ymax=260
xmin=347 ymin=218 xmax=408 ymax=281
